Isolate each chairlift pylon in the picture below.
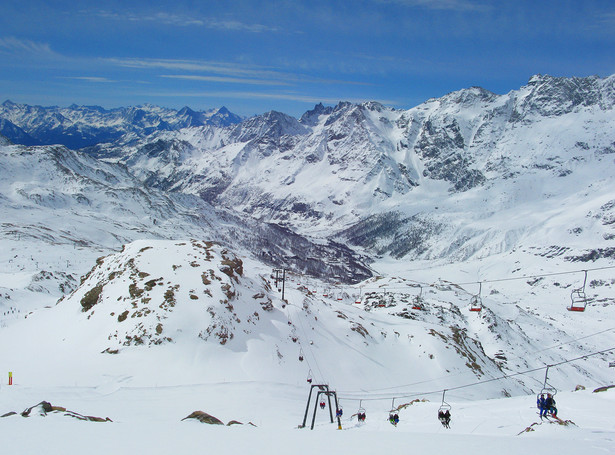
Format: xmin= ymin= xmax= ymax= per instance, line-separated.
xmin=568 ymin=270 xmax=588 ymax=312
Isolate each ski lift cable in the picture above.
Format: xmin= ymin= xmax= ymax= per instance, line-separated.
xmin=339 ymin=327 xmax=615 ymax=396
xmin=498 ymin=327 xmax=615 ymax=364
xmin=324 ymin=264 xmax=615 ymax=295
xmin=336 ymin=346 xmax=615 ymax=403
xmin=287 ymin=298 xmax=327 ymax=385
xmin=283 ymin=299 xmax=321 ymax=383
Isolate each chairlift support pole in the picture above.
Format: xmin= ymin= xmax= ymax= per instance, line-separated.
xmin=309 ymin=390 xmax=341 ymax=430
xmin=327 ymin=390 xmax=334 ymax=422
xmin=300 ymin=384 xmax=329 ymax=428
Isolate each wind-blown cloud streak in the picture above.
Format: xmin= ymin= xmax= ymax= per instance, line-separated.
xmin=376 ymin=0 xmax=490 ymax=11
xmin=0 ymin=37 xmax=59 ymax=58
xmin=92 ymin=10 xmax=280 ymax=32
xmin=141 ymin=89 xmax=398 ymax=106
xmin=109 ymin=57 xmax=371 ymax=86
xmin=161 ymin=75 xmax=291 ymax=86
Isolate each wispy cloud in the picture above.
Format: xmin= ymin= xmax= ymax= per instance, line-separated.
xmin=92 ymin=10 xmax=279 ymax=32
xmin=61 ymin=76 xmax=117 ymax=83
xmin=161 ymin=75 xmax=290 ymax=86
xmin=108 ymin=57 xmax=370 ymax=87
xmin=0 ymin=36 xmax=59 ymax=58
xmin=107 ymin=57 xmax=284 ymax=80
xmin=595 ymin=11 xmax=615 ymax=26
xmin=142 ymin=89 xmax=399 ymax=106
xmin=377 ymin=0 xmax=490 ymax=11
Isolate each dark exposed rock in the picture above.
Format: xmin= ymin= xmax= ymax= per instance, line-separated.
xmin=182 ymin=411 xmax=225 ymax=425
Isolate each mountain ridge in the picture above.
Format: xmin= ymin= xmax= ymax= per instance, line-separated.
xmin=0 ymin=101 xmax=244 ymax=149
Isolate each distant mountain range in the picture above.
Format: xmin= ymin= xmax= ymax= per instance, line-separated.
xmin=0 ymin=100 xmax=243 ymax=149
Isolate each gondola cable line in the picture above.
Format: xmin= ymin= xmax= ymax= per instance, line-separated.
xmin=335 ymin=346 xmax=615 ymax=404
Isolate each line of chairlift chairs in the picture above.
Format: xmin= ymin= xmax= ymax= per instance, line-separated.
xmin=311 ymin=394 xmax=453 ymax=428
xmin=311 ymin=365 xmax=603 ymax=429
xmin=310 ymin=269 xmax=592 ymax=314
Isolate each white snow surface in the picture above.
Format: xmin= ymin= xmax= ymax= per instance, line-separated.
xmin=1 ymin=383 xmax=614 ymax=455
xmin=0 ymin=240 xmax=614 ymax=454
xmin=1 ymin=74 xmax=615 ymax=453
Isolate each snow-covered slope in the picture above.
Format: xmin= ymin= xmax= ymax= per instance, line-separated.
xmin=0 ymin=143 xmax=372 ymax=322
xmin=2 ymin=239 xmax=612 ymax=396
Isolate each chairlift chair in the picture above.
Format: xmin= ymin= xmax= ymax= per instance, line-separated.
xmin=537 ymin=365 xmax=559 ymax=417
xmin=299 ymin=348 xmax=304 ymax=362
xmin=388 ymin=398 xmax=399 ymax=426
xmin=306 ymin=369 xmax=313 ymax=383
xmin=438 ymin=390 xmax=452 ymax=428
xmin=469 ymin=282 xmax=483 ymax=312
xmin=357 ymin=401 xmax=366 ymax=422
xmin=412 ymin=285 xmax=425 ymax=310
xmin=568 ymin=270 xmax=588 ymax=312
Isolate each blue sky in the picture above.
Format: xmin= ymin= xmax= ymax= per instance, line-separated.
xmin=1 ymin=0 xmax=614 ymax=117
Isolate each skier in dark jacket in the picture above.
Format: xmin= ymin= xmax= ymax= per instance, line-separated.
xmin=443 ymin=409 xmax=451 ymax=428
xmin=545 ymin=393 xmax=557 ymax=417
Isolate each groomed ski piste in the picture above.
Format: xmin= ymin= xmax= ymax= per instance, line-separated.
xmin=0 ymin=240 xmax=614 ymax=454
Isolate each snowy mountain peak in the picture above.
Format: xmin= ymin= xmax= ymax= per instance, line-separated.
xmin=299 ymin=103 xmax=334 ymax=126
